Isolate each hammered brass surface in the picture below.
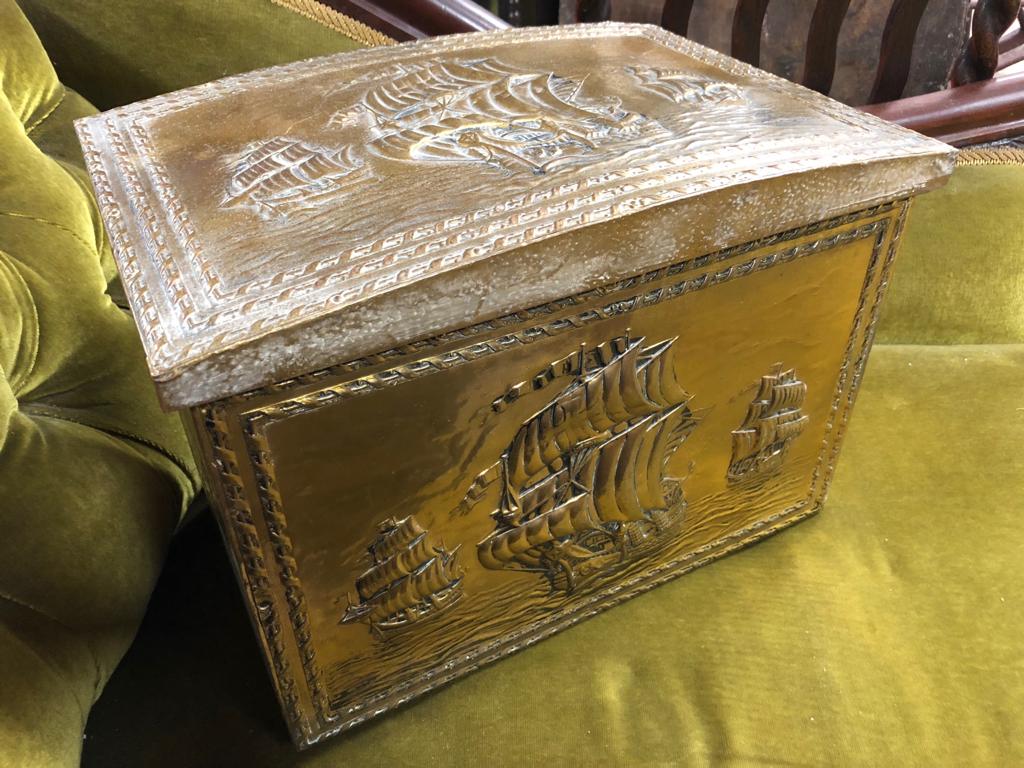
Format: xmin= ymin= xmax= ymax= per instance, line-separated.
xmin=76 ymin=24 xmax=952 ymax=407
xmin=189 ymin=203 xmax=905 ymax=747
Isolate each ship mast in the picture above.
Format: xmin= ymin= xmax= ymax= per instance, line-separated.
xmin=475 ymin=335 xmax=697 ymax=590
xmin=341 ymin=516 xmax=463 ymax=636
xmin=728 ymin=368 xmax=809 ymax=482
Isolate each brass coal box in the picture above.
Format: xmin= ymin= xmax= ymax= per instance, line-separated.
xmin=76 ymin=24 xmax=954 ymax=747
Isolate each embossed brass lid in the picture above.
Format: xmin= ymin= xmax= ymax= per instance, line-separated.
xmin=76 ymin=23 xmax=954 ymax=408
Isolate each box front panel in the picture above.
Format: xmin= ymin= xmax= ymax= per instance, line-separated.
xmin=192 ymin=203 xmax=905 ymax=745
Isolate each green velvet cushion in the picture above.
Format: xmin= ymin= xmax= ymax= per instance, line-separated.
xmin=0 ymin=2 xmax=380 ymax=765
xmin=878 ymin=161 xmax=1024 ymax=344
xmin=0 ymin=2 xmax=199 ymax=765
xmin=78 ymin=158 xmax=1024 ymax=764
xmin=16 ymin=0 xmax=370 ymax=110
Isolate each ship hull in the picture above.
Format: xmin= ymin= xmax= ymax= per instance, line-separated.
xmin=543 ymin=494 xmax=688 ymax=594
xmin=370 ymin=578 xmax=465 ymax=638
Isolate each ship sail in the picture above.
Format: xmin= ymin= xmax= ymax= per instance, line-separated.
xmin=626 ymin=65 xmax=743 ymax=106
xmin=363 ymin=59 xmax=526 ymax=126
xmin=355 ymin=532 xmax=432 ymax=601
xmin=369 ymin=515 xmax=426 ymax=562
xmin=474 ymin=334 xmax=698 ymax=592
xmin=341 ymin=515 xmax=463 ymax=637
xmin=642 ymin=403 xmax=688 ymax=510
xmin=223 ymin=59 xmax=672 ymax=223
xmin=223 ymin=137 xmax=363 ymax=218
xmin=728 ymin=368 xmax=809 ymax=483
xmin=362 ymin=58 xmax=667 ymax=174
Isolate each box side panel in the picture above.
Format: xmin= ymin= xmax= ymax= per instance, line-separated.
xmin=197 ymin=202 xmax=906 ymax=746
xmin=183 ymin=409 xmax=326 ymax=745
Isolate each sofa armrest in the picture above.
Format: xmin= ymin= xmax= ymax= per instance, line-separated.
xmin=16 ymin=0 xmax=391 ymax=110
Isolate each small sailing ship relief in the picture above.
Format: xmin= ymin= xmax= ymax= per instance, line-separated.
xmin=340 ymin=515 xmax=464 ymax=639
xmin=222 ymin=137 xmax=364 ymax=219
xmin=625 ymin=66 xmax=743 ymax=106
xmin=728 ymin=368 xmax=809 ymax=484
xmin=466 ymin=334 xmax=699 ymax=594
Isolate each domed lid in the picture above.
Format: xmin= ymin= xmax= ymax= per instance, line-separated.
xmin=76 ymin=23 xmax=953 ymax=408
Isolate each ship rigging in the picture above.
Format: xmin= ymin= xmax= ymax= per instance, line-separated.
xmin=472 ymin=334 xmax=699 ymax=593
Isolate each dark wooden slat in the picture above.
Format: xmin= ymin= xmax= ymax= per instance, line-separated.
xmin=732 ymin=0 xmax=771 ymax=65
xmin=661 ymin=0 xmax=697 ymax=36
xmin=863 ymin=70 xmax=1024 ymax=145
xmin=998 ymin=24 xmax=1024 ymax=52
xmin=868 ymin=0 xmax=932 ymax=104
xmin=951 ymin=0 xmax=1022 ymax=84
xmin=997 ymin=42 xmax=1024 ymax=69
xmin=321 ymin=0 xmax=507 ymax=41
xmin=576 ymin=0 xmax=612 ymax=21
xmin=802 ymin=0 xmax=852 ymax=94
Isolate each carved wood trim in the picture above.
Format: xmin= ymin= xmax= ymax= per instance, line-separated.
xmin=952 ymin=0 xmax=1023 ymax=84
xmin=660 ymin=0 xmax=696 ymax=36
xmin=868 ymin=0 xmax=932 ymax=103
xmin=731 ymin=0 xmax=771 ymax=66
xmin=802 ymin=0 xmax=852 ymax=95
xmin=862 ymin=71 xmax=1024 ymax=145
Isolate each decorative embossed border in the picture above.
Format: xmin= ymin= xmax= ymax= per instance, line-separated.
xmin=231 ymin=200 xmax=900 ymax=402
xmin=196 ymin=202 xmax=907 ymax=746
xmin=78 ymin=22 xmax=945 ymax=385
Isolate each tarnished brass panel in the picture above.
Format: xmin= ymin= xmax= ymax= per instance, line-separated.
xmin=188 ymin=203 xmax=906 ymax=747
xmin=76 ymin=24 xmax=952 ymax=407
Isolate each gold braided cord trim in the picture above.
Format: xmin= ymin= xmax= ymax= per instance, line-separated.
xmin=270 ymin=0 xmax=395 ymax=47
xmin=956 ymin=145 xmax=1024 ymax=167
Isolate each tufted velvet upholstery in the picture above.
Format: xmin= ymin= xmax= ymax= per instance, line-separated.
xmin=0 ymin=2 xmax=199 ymax=764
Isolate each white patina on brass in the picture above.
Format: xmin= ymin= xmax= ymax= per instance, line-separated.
xmin=75 ymin=24 xmax=954 ymax=749
xmin=76 ymin=24 xmax=952 ymax=409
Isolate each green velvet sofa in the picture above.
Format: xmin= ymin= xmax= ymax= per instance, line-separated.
xmin=2 ymin=1 xmax=1021 ymax=765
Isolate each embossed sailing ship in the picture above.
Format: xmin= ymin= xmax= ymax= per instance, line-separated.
xmin=363 ymin=58 xmax=663 ymax=175
xmin=472 ymin=335 xmax=699 ymax=593
xmin=223 ymin=137 xmax=363 ymax=218
xmin=625 ymin=65 xmax=742 ymax=106
xmin=728 ymin=368 xmax=809 ymax=483
xmin=340 ymin=516 xmax=463 ymax=638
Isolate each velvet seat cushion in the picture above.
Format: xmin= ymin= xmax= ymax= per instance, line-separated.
xmin=0 ymin=3 xmax=202 ymax=764
xmin=80 ymin=131 xmax=1024 ymax=765
xmin=877 ymin=156 xmax=1024 ymax=345
xmin=77 ymin=149 xmax=1024 ymax=767
xmin=16 ymin=0 xmax=378 ymax=111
